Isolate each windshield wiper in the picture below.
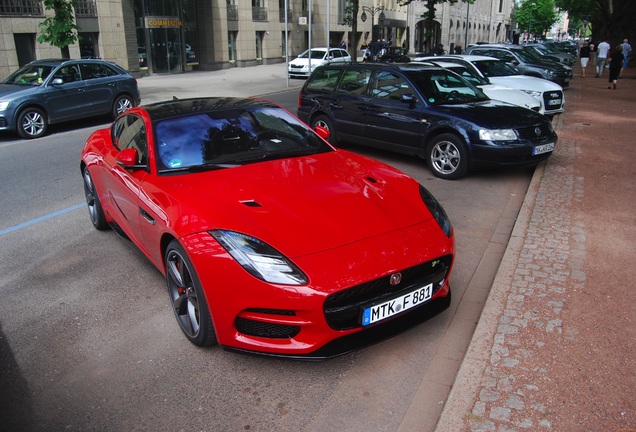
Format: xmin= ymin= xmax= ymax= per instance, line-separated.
xmin=159 ymin=162 xmax=240 ymax=174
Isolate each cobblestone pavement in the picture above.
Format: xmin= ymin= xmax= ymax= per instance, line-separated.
xmin=436 ymin=70 xmax=636 ymax=431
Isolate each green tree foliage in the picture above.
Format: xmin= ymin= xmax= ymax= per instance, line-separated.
xmin=554 ymin=0 xmax=635 ymax=45
xmin=516 ymin=0 xmax=558 ymax=39
xmin=37 ymin=0 xmax=79 ymax=59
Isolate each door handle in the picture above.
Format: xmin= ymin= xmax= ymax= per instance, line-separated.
xmin=140 ymin=208 xmax=156 ymax=225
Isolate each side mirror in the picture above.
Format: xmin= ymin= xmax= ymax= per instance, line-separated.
xmin=116 ymin=148 xmax=144 ymax=169
xmin=50 ymin=78 xmax=64 ymax=86
xmin=314 ymin=125 xmax=330 ymax=140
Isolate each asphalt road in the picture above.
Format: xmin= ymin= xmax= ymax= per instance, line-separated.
xmin=0 ymin=91 xmax=534 ymax=432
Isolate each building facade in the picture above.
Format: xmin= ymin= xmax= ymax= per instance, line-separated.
xmin=1 ymin=0 xmax=514 ymax=79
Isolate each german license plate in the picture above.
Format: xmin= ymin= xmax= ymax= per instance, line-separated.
xmin=533 ymin=142 xmax=554 ymax=155
xmin=548 ymin=99 xmax=562 ymax=106
xmin=362 ymin=283 xmax=433 ymax=326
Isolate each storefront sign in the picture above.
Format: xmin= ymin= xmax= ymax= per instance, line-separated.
xmin=145 ymin=17 xmax=182 ymax=28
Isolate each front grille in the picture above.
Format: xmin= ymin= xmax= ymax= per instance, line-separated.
xmin=324 ymin=255 xmax=452 ymax=330
xmin=515 ymin=123 xmax=553 ymax=140
xmin=235 ymin=309 xmax=300 ymax=339
xmin=543 ymin=90 xmax=564 ymax=111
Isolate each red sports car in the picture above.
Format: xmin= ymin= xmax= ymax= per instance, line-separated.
xmin=80 ymin=97 xmax=455 ymax=359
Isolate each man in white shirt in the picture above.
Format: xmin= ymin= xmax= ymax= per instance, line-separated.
xmin=596 ymin=39 xmax=611 ymax=78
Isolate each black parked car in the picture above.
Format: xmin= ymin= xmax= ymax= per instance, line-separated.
xmin=297 ymin=63 xmax=557 ymax=180
xmin=464 ymin=44 xmax=572 ymax=87
xmin=0 ymin=58 xmax=140 ymax=139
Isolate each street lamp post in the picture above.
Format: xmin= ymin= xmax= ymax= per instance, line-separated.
xmin=360 ymin=6 xmax=385 ymax=42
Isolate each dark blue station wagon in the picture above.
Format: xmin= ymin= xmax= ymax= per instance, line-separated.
xmin=297 ymin=63 xmax=557 ymax=180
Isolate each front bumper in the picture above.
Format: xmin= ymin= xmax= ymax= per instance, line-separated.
xmin=182 ymin=219 xmax=455 ymax=358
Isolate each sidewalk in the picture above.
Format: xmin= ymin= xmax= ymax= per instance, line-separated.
xmin=136 ymin=63 xmax=303 ymax=104
xmin=436 ymin=70 xmax=636 ymax=431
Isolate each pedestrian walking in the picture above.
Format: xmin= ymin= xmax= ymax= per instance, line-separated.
xmin=595 ymin=38 xmax=610 ymax=78
xmin=619 ymin=38 xmax=632 ymax=78
xmin=579 ymin=41 xmax=594 ymax=78
xmin=608 ymin=45 xmax=624 ymax=89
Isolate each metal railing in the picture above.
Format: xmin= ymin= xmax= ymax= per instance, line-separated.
xmin=75 ymin=0 xmax=97 ymax=17
xmin=279 ymin=8 xmax=291 ymax=22
xmin=227 ymin=4 xmax=238 ymax=21
xmin=0 ymin=0 xmax=43 ymax=16
xmin=252 ymin=6 xmax=267 ymax=22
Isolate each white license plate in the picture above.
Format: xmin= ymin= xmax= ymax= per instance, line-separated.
xmin=533 ymin=142 xmax=555 ymax=155
xmin=547 ymin=99 xmax=562 ymax=106
xmin=362 ymin=283 xmax=433 ymax=326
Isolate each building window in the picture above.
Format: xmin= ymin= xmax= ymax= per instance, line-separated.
xmin=75 ymin=0 xmax=97 ymax=17
xmin=255 ymin=31 xmax=264 ymax=59
xmin=0 ymin=0 xmax=43 ymax=16
xmin=228 ymin=31 xmax=237 ymax=61
xmin=252 ymin=0 xmax=267 ymax=21
xmin=14 ymin=33 xmax=36 ymax=66
xmin=227 ymin=0 xmax=238 ymax=21
xmin=79 ymin=32 xmax=99 ymax=58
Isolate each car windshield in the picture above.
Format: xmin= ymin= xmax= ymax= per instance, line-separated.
xmin=299 ymin=49 xmax=327 ymax=60
xmin=405 ymin=69 xmax=489 ymax=105
xmin=4 ymin=65 xmax=55 ymax=86
xmin=516 ymin=47 xmax=545 ymax=63
xmin=473 ymin=60 xmax=519 ymax=77
xmin=155 ymin=107 xmax=333 ymax=173
xmin=446 ymin=65 xmax=488 ymax=86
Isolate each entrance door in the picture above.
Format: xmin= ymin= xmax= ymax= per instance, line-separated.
xmin=149 ymin=28 xmax=183 ymax=74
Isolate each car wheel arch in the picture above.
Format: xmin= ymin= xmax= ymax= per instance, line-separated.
xmin=15 ymin=103 xmax=49 ymax=127
xmin=160 ymin=233 xmax=179 ymax=274
xmin=424 ymin=127 xmax=470 ymax=154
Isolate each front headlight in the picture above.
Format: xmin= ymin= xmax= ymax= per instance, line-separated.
xmin=419 ymin=185 xmax=452 ymax=238
xmin=210 ymin=230 xmax=307 ymax=285
xmin=479 ymin=129 xmax=517 ymax=141
xmin=521 ymin=90 xmax=542 ymax=98
xmin=0 ymin=101 xmax=9 ymax=111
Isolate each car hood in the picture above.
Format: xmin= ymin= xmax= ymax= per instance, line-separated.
xmin=478 ymin=84 xmax=541 ymax=110
xmin=289 ymin=58 xmax=326 ymax=67
xmin=152 ymin=151 xmax=433 ymax=257
xmin=0 ymin=83 xmax=38 ymax=98
xmin=432 ymin=100 xmax=545 ymax=127
xmin=488 ymin=75 xmax=563 ymax=91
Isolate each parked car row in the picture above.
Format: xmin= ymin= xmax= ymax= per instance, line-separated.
xmin=5 ymin=49 xmax=563 ymax=359
xmin=297 ymin=62 xmax=557 ymax=180
xmin=413 ymin=55 xmax=565 ymax=116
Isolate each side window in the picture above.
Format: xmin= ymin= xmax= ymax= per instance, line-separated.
xmin=81 ymin=63 xmax=116 ymax=79
xmin=371 ymin=71 xmax=415 ymax=101
xmin=331 ymin=50 xmax=342 ymax=59
xmin=112 ymin=115 xmax=147 ymax=165
xmin=52 ymin=65 xmax=81 ymax=83
xmin=305 ymin=68 xmax=341 ymax=92
xmin=336 ymin=69 xmax=371 ymax=95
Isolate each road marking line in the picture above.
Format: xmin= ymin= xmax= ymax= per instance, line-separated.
xmin=0 ymin=203 xmax=85 ymax=236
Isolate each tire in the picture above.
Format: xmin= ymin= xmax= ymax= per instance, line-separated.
xmin=82 ymin=166 xmax=109 ymax=230
xmin=311 ymin=115 xmax=338 ymax=145
xmin=165 ymin=240 xmax=217 ymax=347
xmin=427 ymin=133 xmax=469 ymax=180
xmin=16 ymin=107 xmax=48 ymax=139
xmin=112 ymin=94 xmax=133 ymax=118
